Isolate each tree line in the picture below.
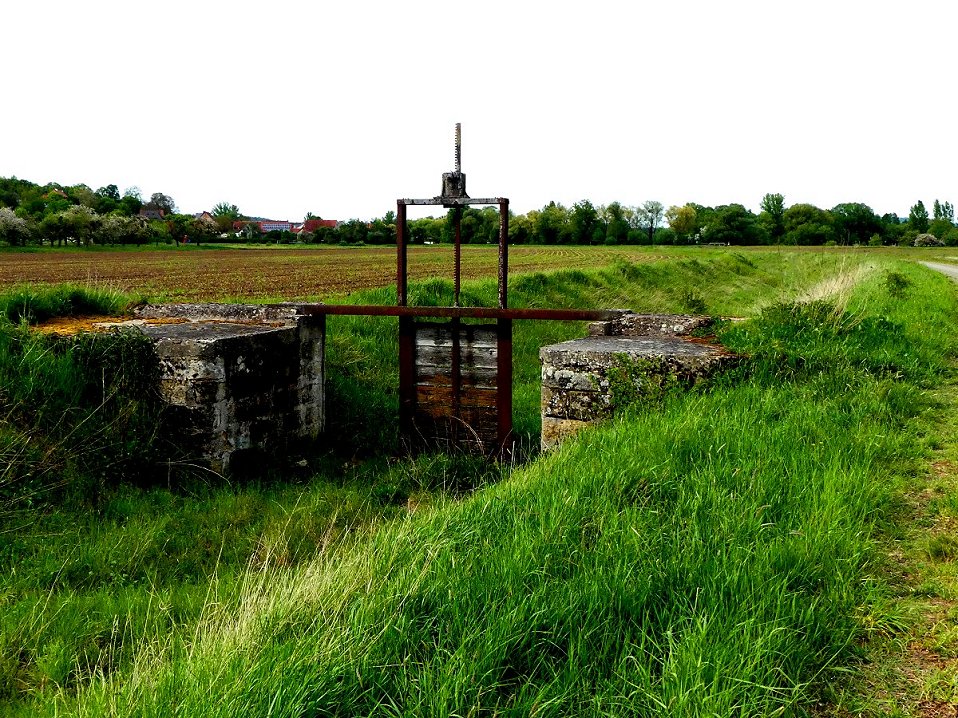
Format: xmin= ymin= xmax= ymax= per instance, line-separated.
xmin=1 ymin=176 xmax=955 ymax=248
xmin=0 ymin=178 xmax=227 ymax=247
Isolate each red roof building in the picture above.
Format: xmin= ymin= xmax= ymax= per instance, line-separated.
xmin=303 ymin=219 xmax=339 ymax=232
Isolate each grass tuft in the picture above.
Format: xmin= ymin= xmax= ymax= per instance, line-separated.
xmin=0 ymin=283 xmax=133 ymax=325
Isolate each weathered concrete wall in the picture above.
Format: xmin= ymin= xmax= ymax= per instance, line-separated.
xmin=540 ymin=313 xmax=739 ymax=450
xmin=116 ymin=304 xmax=325 ymax=473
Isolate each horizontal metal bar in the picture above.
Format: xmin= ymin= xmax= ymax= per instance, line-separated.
xmin=399 ymin=198 xmax=506 ymax=206
xmin=285 ymin=304 xmax=625 ymax=321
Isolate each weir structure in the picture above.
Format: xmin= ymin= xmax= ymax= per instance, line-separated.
xmin=294 ymin=124 xmax=619 ymax=456
xmin=44 ymin=127 xmax=738 ymax=471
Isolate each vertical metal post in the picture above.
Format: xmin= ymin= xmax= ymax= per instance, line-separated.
xmin=496 ymin=317 xmax=513 ymax=456
xmin=397 ymin=200 xmax=407 ymax=307
xmin=454 ymin=122 xmax=461 ymax=174
xmin=497 ymin=200 xmax=511 ymax=455
xmin=453 ymin=208 xmax=462 ymax=307
xmin=397 ymin=200 xmax=414 ymax=446
xmin=399 ymin=316 xmax=416 ymax=446
xmin=498 ymin=199 xmax=509 ymax=309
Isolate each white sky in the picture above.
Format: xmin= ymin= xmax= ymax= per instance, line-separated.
xmin=3 ymin=0 xmax=954 ymax=222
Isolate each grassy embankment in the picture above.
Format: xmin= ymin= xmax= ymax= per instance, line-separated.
xmin=0 ymin=250 xmax=954 ymax=715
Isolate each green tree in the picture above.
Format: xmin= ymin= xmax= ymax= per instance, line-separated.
xmin=928 ymin=218 xmax=953 ymax=241
xmin=240 ymin=221 xmax=264 ymax=243
xmin=478 ymin=206 xmax=501 ymax=243
xmin=759 ymin=193 xmax=785 ymax=243
xmin=166 ymin=214 xmax=194 ymax=244
xmin=337 ymin=219 xmax=369 ymax=244
xmin=148 ymin=219 xmax=172 ymax=245
xmin=118 ymin=188 xmax=143 ymax=216
xmin=602 ymin=202 xmax=629 ymax=245
xmin=94 ymin=184 xmax=121 ymax=214
xmin=409 ymin=217 xmax=444 ymax=244
xmin=830 ymin=203 xmax=880 ymax=245
xmin=212 ymin=202 xmax=242 ymax=233
xmin=368 ymin=212 xmax=397 ymax=244
xmin=636 ymin=200 xmax=664 ymax=245
xmin=536 ymin=202 xmax=571 ymax=244
xmin=879 ymin=213 xmax=907 ymax=244
xmin=0 ymin=176 xmax=39 ymax=210
xmin=569 ymin=200 xmax=600 ymax=244
xmin=96 ymin=184 xmax=121 ymax=202
xmin=909 ymin=201 xmax=930 ymax=233
xmin=933 ymin=199 xmax=955 ymax=223
xmin=702 ymin=204 xmax=767 ymax=245
xmin=146 ymin=192 xmax=177 ymax=215
xmin=39 ymin=187 xmax=72 ymax=217
xmin=212 ymin=201 xmax=240 ymax=218
xmin=39 ymin=213 xmax=70 ymax=246
xmin=783 ymin=204 xmax=835 ymax=245
xmin=66 ymin=184 xmax=97 ymax=209
xmin=507 ymin=212 xmax=534 ymax=245
xmin=665 ymin=204 xmax=698 ymax=244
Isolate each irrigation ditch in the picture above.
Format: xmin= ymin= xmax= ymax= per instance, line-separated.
xmin=1 ymin=250 xmax=957 ymax=715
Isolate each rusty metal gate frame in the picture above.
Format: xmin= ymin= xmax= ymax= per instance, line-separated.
xmin=396 ymin=194 xmax=512 ymax=454
xmin=288 ymin=124 xmax=623 ymax=458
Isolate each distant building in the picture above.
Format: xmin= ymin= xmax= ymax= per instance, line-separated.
xmin=302 ymin=219 xmax=339 ymax=232
xmin=260 ymin=220 xmax=293 ymax=232
xmin=232 ymin=218 xmax=339 ymax=235
xmin=232 ymin=219 xmax=291 ymax=232
xmin=139 ymin=208 xmax=166 ymax=220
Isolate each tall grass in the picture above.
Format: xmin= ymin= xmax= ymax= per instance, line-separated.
xmin=1 ymin=252 xmax=944 ymax=716
xmin=0 ymin=285 xmax=162 ymax=515
xmin=0 ymin=282 xmax=131 ymax=324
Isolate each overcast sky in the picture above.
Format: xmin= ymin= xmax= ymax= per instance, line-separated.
xmin=4 ymin=1 xmax=954 ymax=222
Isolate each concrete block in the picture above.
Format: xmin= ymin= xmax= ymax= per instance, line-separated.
xmin=102 ymin=303 xmax=328 ymax=474
xmin=540 ymin=316 xmax=739 ymax=451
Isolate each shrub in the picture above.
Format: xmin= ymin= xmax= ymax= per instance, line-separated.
xmin=681 ymin=288 xmax=707 ymax=314
xmin=913 ymin=233 xmax=943 ymax=247
xmin=884 ymin=271 xmax=911 ymax=299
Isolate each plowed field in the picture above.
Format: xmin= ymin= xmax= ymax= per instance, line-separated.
xmin=0 ymin=246 xmax=667 ymax=301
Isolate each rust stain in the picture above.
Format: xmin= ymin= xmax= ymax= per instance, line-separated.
xmin=33 ymin=316 xmax=187 ymax=335
xmin=32 ymin=315 xmax=291 ymax=336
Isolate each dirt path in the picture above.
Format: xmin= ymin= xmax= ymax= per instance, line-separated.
xmin=816 ymin=383 xmax=958 ymax=717
xmin=921 ymin=261 xmax=958 ymax=282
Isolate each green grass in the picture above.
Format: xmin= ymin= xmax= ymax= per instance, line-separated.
xmin=0 ymin=283 xmax=133 ymax=324
xmin=0 ymin=286 xmax=165 ymax=517
xmin=1 ymin=250 xmax=954 ymax=715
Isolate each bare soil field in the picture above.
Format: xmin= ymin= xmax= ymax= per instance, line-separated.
xmin=0 ymin=245 xmax=669 ymax=301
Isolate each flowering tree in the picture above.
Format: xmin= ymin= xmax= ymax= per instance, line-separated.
xmin=914 ymin=233 xmax=944 ymax=247
xmin=0 ymin=207 xmax=31 ymax=245
xmin=60 ymin=205 xmax=100 ymax=246
xmin=96 ymin=214 xmax=149 ymax=245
